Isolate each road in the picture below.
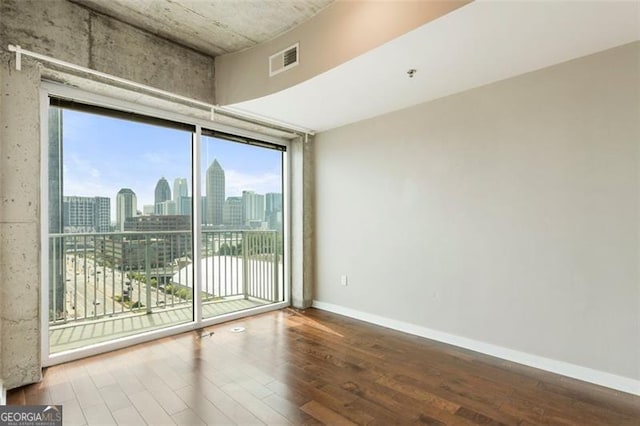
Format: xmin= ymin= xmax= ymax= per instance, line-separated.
xmin=60 ymin=254 xmax=188 ymax=322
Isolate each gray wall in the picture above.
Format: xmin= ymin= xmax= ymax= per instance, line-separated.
xmin=0 ymin=0 xmax=215 ymax=389
xmin=313 ymin=42 xmax=640 ymax=381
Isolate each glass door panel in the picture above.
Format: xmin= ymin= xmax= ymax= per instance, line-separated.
xmin=200 ymin=134 xmax=285 ymax=320
xmin=48 ymin=104 xmax=193 ymax=354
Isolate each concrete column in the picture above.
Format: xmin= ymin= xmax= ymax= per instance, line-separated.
xmin=0 ymin=45 xmax=3 ymax=392
xmin=0 ymin=54 xmax=43 ymax=389
xmin=290 ymin=135 xmax=314 ymax=308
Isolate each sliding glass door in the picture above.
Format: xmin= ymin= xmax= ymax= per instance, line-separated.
xmin=47 ymin=103 xmax=194 ymax=354
xmin=45 ymin=93 xmax=287 ymax=360
xmin=199 ymin=133 xmax=285 ymax=320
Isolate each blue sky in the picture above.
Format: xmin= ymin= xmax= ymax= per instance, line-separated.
xmin=62 ymin=109 xmax=283 ymax=216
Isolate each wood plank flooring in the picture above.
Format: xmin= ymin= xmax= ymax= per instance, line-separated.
xmin=7 ymin=308 xmax=640 ymax=425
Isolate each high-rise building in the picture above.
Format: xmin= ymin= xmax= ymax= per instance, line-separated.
xmin=49 ymin=107 xmax=64 ymax=317
xmin=94 ymin=197 xmax=111 ymax=231
xmin=154 ymin=177 xmax=171 ymax=214
xmin=242 ymin=190 xmax=265 ymax=224
xmin=223 ymin=197 xmax=243 ymax=227
xmin=206 ymin=159 xmax=225 ymax=225
xmin=173 ymin=177 xmax=189 ymax=215
xmin=63 ymin=196 xmax=111 ymax=233
xmin=265 ymin=192 xmax=283 ymax=230
xmin=179 ymin=196 xmax=206 ymax=223
xmin=157 ymin=200 xmax=177 ymax=215
xmin=116 ymin=188 xmax=137 ymax=231
xmin=180 ymin=197 xmax=192 ymax=217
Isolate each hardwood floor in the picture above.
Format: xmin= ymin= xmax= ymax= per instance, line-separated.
xmin=7 ymin=308 xmax=640 ymax=425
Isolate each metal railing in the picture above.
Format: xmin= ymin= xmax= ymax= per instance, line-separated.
xmin=48 ymin=229 xmax=283 ymax=326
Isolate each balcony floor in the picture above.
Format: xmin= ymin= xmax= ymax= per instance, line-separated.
xmin=50 ymin=298 xmax=268 ymax=353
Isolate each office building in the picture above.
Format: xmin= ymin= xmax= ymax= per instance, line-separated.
xmin=265 ymin=192 xmax=283 ymax=230
xmin=173 ymin=177 xmax=189 ymax=214
xmin=101 ymin=215 xmax=192 ymax=270
xmin=154 ymin=177 xmax=171 ymax=214
xmin=63 ymin=195 xmax=111 ymax=233
xmin=205 ymin=159 xmax=225 ymax=226
xmin=142 ymin=204 xmax=155 ymax=215
xmin=242 ymin=190 xmax=265 ymax=225
xmin=223 ymin=196 xmax=243 ymax=227
xmin=115 ymin=188 xmax=137 ymax=232
xmin=156 ymin=200 xmax=177 ymax=215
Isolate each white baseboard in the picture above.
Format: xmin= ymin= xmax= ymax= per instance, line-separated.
xmin=312 ymin=300 xmax=640 ymax=396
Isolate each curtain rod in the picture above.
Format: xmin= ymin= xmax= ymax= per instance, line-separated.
xmin=7 ymin=44 xmax=315 ymax=136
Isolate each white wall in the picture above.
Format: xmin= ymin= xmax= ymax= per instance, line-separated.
xmin=313 ymin=42 xmax=640 ymax=387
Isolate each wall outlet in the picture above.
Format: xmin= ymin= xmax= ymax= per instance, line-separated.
xmin=340 ymin=275 xmax=348 ymax=286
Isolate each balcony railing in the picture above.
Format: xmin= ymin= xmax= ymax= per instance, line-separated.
xmin=48 ymin=230 xmax=283 ymax=326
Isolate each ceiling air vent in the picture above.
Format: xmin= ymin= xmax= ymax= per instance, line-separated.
xmin=269 ymin=43 xmax=299 ymax=77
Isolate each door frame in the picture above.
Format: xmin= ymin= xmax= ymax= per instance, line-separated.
xmin=40 ymin=81 xmax=291 ymax=367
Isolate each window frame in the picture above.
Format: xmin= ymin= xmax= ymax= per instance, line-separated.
xmin=40 ymin=81 xmax=291 ymax=366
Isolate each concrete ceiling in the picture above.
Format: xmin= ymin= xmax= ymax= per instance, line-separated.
xmin=70 ymin=0 xmax=334 ymax=56
xmin=70 ymin=0 xmax=639 ymax=133
xmin=231 ymin=0 xmax=640 ymax=132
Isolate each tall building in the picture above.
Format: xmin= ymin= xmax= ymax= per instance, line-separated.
xmin=48 ymin=107 xmax=64 ymax=318
xmin=206 ymin=159 xmax=225 ymax=225
xmin=173 ymin=177 xmax=189 ymax=214
xmin=63 ymin=196 xmax=111 ymax=233
xmin=93 ymin=197 xmax=111 ymax=232
xmin=265 ymin=192 xmax=283 ymax=230
xmin=223 ymin=197 xmax=243 ymax=227
xmin=154 ymin=177 xmax=171 ymax=214
xmin=179 ymin=196 xmax=206 ymax=223
xmin=116 ymin=188 xmax=137 ymax=231
xmin=157 ymin=200 xmax=177 ymax=215
xmin=242 ymin=190 xmax=265 ymax=224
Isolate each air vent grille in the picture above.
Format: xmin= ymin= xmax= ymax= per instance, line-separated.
xmin=283 ymin=46 xmax=297 ymax=67
xmin=269 ymin=43 xmax=299 ymax=77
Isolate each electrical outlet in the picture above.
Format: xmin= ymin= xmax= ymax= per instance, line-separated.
xmin=340 ymin=275 xmax=348 ymax=286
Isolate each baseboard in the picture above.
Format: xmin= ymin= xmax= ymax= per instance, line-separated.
xmin=312 ymin=300 xmax=640 ymax=396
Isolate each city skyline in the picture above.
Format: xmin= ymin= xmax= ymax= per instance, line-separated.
xmin=62 ymin=109 xmax=283 ymax=219
xmin=112 ymin=158 xmax=283 ymax=227
xmin=66 ymin=157 xmax=283 ymax=230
